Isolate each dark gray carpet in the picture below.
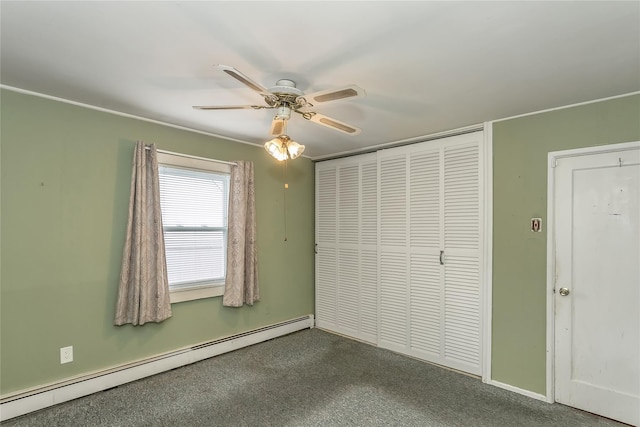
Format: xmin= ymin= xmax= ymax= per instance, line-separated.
xmin=2 ymin=328 xmax=625 ymax=427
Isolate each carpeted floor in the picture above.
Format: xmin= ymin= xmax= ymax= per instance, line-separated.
xmin=2 ymin=328 xmax=626 ymax=426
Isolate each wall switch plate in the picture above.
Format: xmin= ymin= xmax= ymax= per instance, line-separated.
xmin=60 ymin=346 xmax=73 ymax=364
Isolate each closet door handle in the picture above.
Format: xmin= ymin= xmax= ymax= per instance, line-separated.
xmin=439 ymin=250 xmax=445 ymax=265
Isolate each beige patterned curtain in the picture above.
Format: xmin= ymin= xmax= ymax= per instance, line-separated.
xmin=223 ymin=160 xmax=259 ymax=307
xmin=114 ymin=142 xmax=172 ymax=325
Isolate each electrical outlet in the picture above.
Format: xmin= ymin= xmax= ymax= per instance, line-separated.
xmin=60 ymin=346 xmax=73 ymax=364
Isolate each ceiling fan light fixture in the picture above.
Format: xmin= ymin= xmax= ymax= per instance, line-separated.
xmin=286 ymin=140 xmax=305 ymax=160
xmin=264 ymin=135 xmax=305 ymax=161
xmin=264 ymin=137 xmax=288 ymax=161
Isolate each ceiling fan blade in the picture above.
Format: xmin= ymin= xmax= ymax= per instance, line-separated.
xmin=216 ymin=65 xmax=269 ymax=95
xmin=298 ymin=112 xmax=361 ymax=135
xmin=192 ymin=105 xmax=271 ymax=110
xmin=270 ymin=118 xmax=286 ymax=136
xmin=298 ymin=85 xmax=365 ymax=106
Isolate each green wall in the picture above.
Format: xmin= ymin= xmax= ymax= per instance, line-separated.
xmin=0 ymin=89 xmax=315 ymax=395
xmin=492 ymin=94 xmax=640 ymax=394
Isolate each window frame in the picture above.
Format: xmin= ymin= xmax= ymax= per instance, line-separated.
xmin=156 ymin=151 xmax=231 ymax=304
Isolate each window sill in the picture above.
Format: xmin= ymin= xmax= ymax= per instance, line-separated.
xmin=169 ymin=284 xmax=224 ymax=304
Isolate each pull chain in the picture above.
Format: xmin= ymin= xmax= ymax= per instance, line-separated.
xmin=283 ymin=158 xmax=288 ymax=242
xmin=282 ymin=118 xmax=289 ymax=241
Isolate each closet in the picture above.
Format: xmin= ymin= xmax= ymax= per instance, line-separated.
xmin=315 ymin=131 xmax=485 ymax=376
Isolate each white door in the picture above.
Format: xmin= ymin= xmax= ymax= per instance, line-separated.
xmin=554 ymin=145 xmax=640 ymax=426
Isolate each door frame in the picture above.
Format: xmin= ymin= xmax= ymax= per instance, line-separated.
xmin=482 ymin=122 xmax=493 ymax=385
xmin=545 ymin=140 xmax=640 ymax=403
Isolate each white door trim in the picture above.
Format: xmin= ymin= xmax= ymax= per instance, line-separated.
xmin=545 ymin=140 xmax=640 ymax=403
xmin=482 ymin=122 xmax=493 ymax=384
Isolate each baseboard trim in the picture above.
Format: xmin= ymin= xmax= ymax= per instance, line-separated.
xmin=488 ymin=379 xmax=550 ymax=403
xmin=0 ymin=315 xmax=314 ymax=422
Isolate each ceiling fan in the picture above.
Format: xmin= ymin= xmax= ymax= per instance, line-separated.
xmin=193 ymin=65 xmax=366 ymax=138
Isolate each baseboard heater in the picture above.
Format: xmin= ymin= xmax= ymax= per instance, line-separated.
xmin=0 ymin=315 xmax=314 ymax=422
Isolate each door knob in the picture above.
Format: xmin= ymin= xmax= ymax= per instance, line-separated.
xmin=559 ymin=287 xmax=570 ymax=296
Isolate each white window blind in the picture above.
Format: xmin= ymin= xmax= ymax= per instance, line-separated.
xmin=158 ymin=165 xmax=230 ymax=290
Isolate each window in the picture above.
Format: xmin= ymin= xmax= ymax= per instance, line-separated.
xmin=157 ymin=152 xmax=231 ymax=303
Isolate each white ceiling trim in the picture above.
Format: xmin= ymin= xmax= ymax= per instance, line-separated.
xmin=492 ymin=91 xmax=640 ymax=124
xmin=4 ymin=84 xmax=638 ymax=163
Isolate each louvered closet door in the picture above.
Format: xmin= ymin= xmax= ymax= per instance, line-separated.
xmin=377 ymin=132 xmax=483 ymax=376
xmin=442 ymin=142 xmax=482 ymax=375
xmin=315 ymin=165 xmax=338 ymax=331
xmin=377 ymin=144 xmax=449 ymax=358
xmin=408 ymin=147 xmax=443 ymax=358
xmin=359 ymin=158 xmax=379 ymax=343
xmin=378 ymin=150 xmax=409 ymax=351
xmin=315 ymin=154 xmax=378 ymax=344
xmin=336 ymin=164 xmax=360 ymax=336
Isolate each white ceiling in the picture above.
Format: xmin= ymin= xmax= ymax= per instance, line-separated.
xmin=1 ymin=1 xmax=639 ymax=159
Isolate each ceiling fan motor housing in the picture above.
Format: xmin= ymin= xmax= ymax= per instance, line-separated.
xmin=270 ymin=79 xmax=303 ymax=96
xmin=266 ymin=79 xmax=306 ymax=110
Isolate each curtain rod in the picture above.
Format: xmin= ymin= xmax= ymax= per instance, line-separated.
xmin=144 ymin=147 xmax=237 ymax=166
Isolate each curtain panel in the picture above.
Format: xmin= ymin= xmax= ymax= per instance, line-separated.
xmin=114 ymin=142 xmax=172 ymax=325
xmin=223 ymin=160 xmax=259 ymax=307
